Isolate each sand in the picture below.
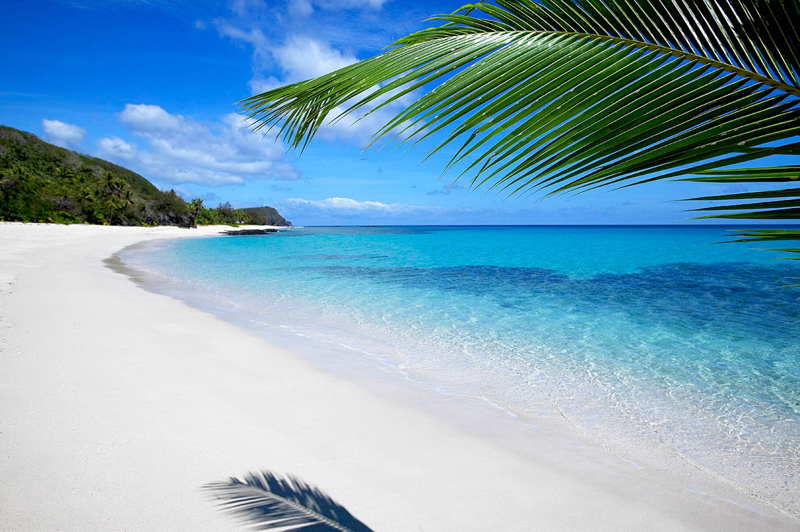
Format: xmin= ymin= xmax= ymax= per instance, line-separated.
xmin=0 ymin=222 xmax=797 ymax=531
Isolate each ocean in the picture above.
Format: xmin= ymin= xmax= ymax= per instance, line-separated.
xmin=120 ymin=225 xmax=800 ymax=513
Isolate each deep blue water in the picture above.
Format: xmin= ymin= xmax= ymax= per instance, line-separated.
xmin=124 ymin=226 xmax=800 ymax=511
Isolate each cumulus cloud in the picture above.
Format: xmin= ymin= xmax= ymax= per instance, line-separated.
xmin=230 ymin=0 xmax=265 ymax=16
xmin=97 ymin=137 xmax=136 ymax=160
xmin=215 ymin=25 xmax=357 ymax=86
xmin=288 ymin=0 xmax=385 ymax=15
xmin=245 ymin=34 xmax=360 ymax=115
xmin=273 ymin=35 xmax=357 ymax=80
xmin=42 ymin=119 xmax=86 ymax=148
xmin=287 ymin=197 xmax=400 ymax=212
xmin=120 ymin=102 xmax=185 ymax=131
xmin=97 ymin=104 xmax=297 ymax=186
xmin=210 ymin=0 xmax=409 ymax=146
xmin=283 ymin=197 xmax=434 ymax=216
xmin=278 ymin=196 xmax=489 ymax=224
xmin=217 ymin=24 xmax=410 ymax=145
xmin=215 ymin=23 xmax=270 ymax=64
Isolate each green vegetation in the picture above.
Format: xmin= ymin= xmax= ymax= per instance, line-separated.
xmin=193 ymin=201 xmax=291 ymax=226
xmin=243 ymin=0 xmax=798 ymax=256
xmin=0 ymin=125 xmax=290 ymax=227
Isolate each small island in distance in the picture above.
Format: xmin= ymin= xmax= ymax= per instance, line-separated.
xmin=0 ymin=125 xmax=291 ymax=228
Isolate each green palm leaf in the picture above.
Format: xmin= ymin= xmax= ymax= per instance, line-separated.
xmin=683 ymin=164 xmax=799 ymax=250
xmin=243 ymin=0 xmax=800 ymax=254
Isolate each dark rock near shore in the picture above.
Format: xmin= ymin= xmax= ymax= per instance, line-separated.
xmin=223 ymin=228 xmax=279 ymax=236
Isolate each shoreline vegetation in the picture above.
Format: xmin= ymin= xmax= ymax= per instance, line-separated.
xmin=1 ymin=222 xmax=798 ymax=531
xmin=0 ymin=125 xmax=291 ymax=228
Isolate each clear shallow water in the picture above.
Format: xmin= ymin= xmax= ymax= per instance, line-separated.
xmin=123 ymin=226 xmax=800 ymax=513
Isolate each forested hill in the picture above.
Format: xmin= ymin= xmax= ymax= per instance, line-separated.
xmin=0 ymin=125 xmax=291 ymax=227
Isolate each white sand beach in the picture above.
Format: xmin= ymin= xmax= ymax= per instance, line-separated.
xmin=0 ymin=222 xmax=797 ymax=531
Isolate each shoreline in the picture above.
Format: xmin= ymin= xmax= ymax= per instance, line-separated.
xmin=1 ymin=222 xmax=797 ymax=531
xmin=116 ymin=230 xmax=800 ymax=523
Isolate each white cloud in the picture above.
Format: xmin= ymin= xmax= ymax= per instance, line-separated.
xmin=285 ymin=197 xmax=428 ymax=214
xmin=218 ymin=25 xmax=409 ymax=145
xmin=212 ymin=0 xmax=406 ymax=146
xmin=289 ymin=0 xmax=386 ymax=15
xmin=42 ymin=119 xmax=86 ymax=148
xmin=98 ymin=104 xmax=297 ymax=186
xmin=216 ymin=26 xmax=356 ymax=83
xmin=279 ymin=196 xmax=465 ymax=224
xmin=215 ymin=23 xmax=270 ymax=66
xmin=120 ymin=103 xmax=186 ymax=131
xmin=97 ymin=137 xmax=136 ymax=160
xmin=230 ymin=0 xmax=265 ymax=16
xmin=246 ymin=34 xmax=356 ymax=98
xmin=274 ymin=35 xmax=357 ymax=81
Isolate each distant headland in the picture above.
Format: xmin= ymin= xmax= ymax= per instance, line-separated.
xmin=0 ymin=125 xmax=290 ymax=228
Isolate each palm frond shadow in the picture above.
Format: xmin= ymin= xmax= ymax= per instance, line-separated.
xmin=204 ymin=471 xmax=374 ymax=532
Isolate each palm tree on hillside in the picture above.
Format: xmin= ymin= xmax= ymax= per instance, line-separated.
xmin=244 ymin=0 xmax=799 ymax=256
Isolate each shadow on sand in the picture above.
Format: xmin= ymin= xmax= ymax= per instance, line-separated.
xmin=204 ymin=470 xmax=374 ymax=531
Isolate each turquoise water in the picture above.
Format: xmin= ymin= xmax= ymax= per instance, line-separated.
xmin=124 ymin=226 xmax=800 ymax=512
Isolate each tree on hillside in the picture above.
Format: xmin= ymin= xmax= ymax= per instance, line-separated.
xmin=100 ymin=172 xmax=136 ymax=225
xmin=243 ymin=0 xmax=799 ymax=257
xmin=189 ymin=198 xmax=204 ymax=228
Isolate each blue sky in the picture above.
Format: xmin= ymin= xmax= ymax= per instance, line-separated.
xmin=0 ymin=0 xmax=782 ymax=225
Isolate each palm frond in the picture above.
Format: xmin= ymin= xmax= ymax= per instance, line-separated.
xmin=729 ymin=229 xmax=800 ymax=261
xmin=243 ymin=0 xmax=800 ymax=242
xmin=204 ymin=471 xmax=373 ymax=532
xmin=683 ymin=165 xmax=800 ymax=256
xmin=402 ymin=0 xmax=800 ymax=92
xmin=727 ymin=228 xmax=800 ymax=242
